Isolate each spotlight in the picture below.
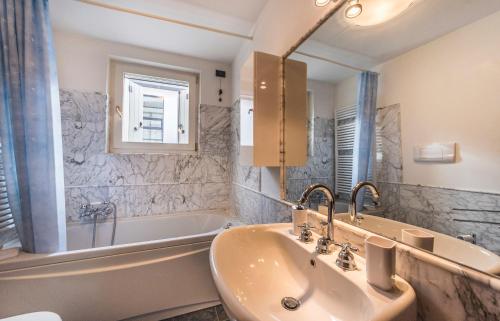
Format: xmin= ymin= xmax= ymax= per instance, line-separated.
xmin=315 ymin=0 xmax=331 ymax=7
xmin=345 ymin=0 xmax=362 ymax=18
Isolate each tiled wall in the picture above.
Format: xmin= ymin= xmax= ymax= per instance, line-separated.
xmin=375 ymin=103 xmax=500 ymax=254
xmin=228 ymin=100 xmax=261 ymax=191
xmin=306 ymin=211 xmax=500 ymax=321
xmin=60 ymin=90 xmax=232 ymax=223
xmin=228 ymin=99 xmax=292 ymax=224
xmin=286 ymin=116 xmax=335 ymax=206
xmin=378 ymin=182 xmax=500 ymax=254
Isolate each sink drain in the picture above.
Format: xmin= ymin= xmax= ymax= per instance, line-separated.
xmin=281 ymin=297 xmax=301 ymax=311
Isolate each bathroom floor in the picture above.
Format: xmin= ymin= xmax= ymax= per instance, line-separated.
xmin=162 ymin=305 xmax=229 ymax=321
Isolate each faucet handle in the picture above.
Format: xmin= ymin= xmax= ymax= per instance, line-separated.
xmin=298 ymin=223 xmax=314 ymax=243
xmin=339 ymin=242 xmax=358 ymax=252
xmin=335 ymin=242 xmax=358 ymax=271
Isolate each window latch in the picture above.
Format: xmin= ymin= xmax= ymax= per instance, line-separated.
xmin=134 ymin=122 xmax=143 ymax=131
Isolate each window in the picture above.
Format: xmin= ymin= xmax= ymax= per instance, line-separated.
xmin=240 ymin=96 xmax=254 ymax=146
xmin=109 ymin=60 xmax=198 ymax=153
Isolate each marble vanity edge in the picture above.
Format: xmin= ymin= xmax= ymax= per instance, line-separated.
xmin=377 ymin=181 xmax=500 ymax=196
xmin=231 ymin=182 xmax=294 ymax=208
xmin=305 ymin=210 xmax=500 ymax=291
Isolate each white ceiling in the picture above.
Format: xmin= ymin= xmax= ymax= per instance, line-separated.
xmin=180 ymin=0 xmax=268 ymax=22
xmin=297 ymin=0 xmax=500 ymax=83
xmin=50 ymin=0 xmax=269 ymax=63
xmin=290 ymin=51 xmax=357 ymax=84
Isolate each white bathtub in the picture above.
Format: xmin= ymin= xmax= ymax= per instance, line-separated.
xmin=67 ymin=212 xmax=230 ymax=250
xmin=0 ymin=212 xmax=232 ymax=321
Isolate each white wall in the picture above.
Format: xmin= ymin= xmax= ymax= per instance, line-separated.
xmin=375 ymin=11 xmax=500 ymax=193
xmin=332 ymin=75 xmax=358 ymax=111
xmin=307 ymin=79 xmax=335 ymax=119
xmin=54 ymin=31 xmax=232 ymax=107
xmin=232 ymin=0 xmax=339 ymax=198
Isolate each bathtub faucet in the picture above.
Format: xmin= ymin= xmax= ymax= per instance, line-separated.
xmin=79 ymin=202 xmax=114 ymax=219
xmin=79 ymin=201 xmax=117 ymax=248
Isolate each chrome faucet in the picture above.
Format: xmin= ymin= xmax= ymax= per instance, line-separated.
xmin=349 ymin=181 xmax=380 ymax=223
xmin=298 ymin=184 xmax=335 ymax=254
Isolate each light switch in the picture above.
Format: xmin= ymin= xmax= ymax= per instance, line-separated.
xmin=413 ymin=143 xmax=456 ymax=163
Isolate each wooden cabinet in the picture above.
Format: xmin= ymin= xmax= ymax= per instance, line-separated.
xmin=239 ymin=52 xmax=282 ymax=167
xmin=284 ymin=58 xmax=308 ymax=166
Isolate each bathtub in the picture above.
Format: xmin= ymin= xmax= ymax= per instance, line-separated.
xmin=0 ymin=212 xmax=232 ymax=321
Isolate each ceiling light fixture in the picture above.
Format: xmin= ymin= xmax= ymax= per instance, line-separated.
xmin=345 ymin=0 xmax=363 ymax=18
xmin=344 ymin=0 xmax=420 ymax=27
xmin=315 ymin=0 xmax=331 ymax=7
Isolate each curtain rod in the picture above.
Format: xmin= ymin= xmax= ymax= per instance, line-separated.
xmin=77 ymin=0 xmax=253 ymax=40
xmin=294 ymin=51 xmax=368 ymax=72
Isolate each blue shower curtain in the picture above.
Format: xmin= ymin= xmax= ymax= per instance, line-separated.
xmin=351 ymin=71 xmax=378 ymax=211
xmin=0 ymin=0 xmax=66 ymax=253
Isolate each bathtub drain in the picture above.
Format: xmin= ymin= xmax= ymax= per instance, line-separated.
xmin=281 ymin=297 xmax=301 ymax=311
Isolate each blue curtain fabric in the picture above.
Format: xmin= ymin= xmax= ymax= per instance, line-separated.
xmin=0 ymin=0 xmax=66 ymax=253
xmin=351 ymin=71 xmax=378 ymax=211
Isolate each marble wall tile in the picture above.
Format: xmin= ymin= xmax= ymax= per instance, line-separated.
xmin=60 ymin=90 xmax=107 ymax=123
xmin=61 ymin=89 xmax=231 ymax=222
xmin=376 ymin=181 xmax=401 ymax=219
xmin=65 ymin=154 xmax=179 ymax=187
xmin=306 ymin=211 xmax=500 ymax=321
xmin=230 ymin=184 xmax=291 ymax=225
xmin=286 ymin=116 xmax=334 ymax=202
xmin=127 ymin=184 xmax=204 ymax=217
xmin=375 ymin=182 xmax=500 ymax=254
xmin=375 ymin=104 xmax=403 ymax=183
xmin=199 ymin=105 xmax=232 ymax=156
xmin=398 ymin=184 xmax=500 ymax=254
xmin=373 ymin=103 xmax=499 ymax=254
xmin=229 ymin=100 xmax=261 ymax=190
xmin=62 ymin=119 xmax=106 ymax=167
xmin=175 ymin=155 xmax=229 ymax=184
xmin=202 ymin=182 xmax=230 ymax=210
xmin=286 ymin=178 xmax=311 ymax=203
xmin=396 ymin=247 xmax=500 ymax=321
xmin=65 ymin=182 xmax=220 ymax=222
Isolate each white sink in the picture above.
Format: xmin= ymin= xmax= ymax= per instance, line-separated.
xmin=210 ymin=224 xmax=416 ymax=321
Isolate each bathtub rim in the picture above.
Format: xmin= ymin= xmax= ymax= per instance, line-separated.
xmin=0 ymin=212 xmax=233 ymax=272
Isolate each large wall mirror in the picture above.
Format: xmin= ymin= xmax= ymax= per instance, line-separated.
xmin=282 ymin=0 xmax=500 ymax=277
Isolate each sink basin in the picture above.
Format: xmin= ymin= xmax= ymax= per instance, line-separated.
xmin=210 ymin=224 xmax=416 ymax=321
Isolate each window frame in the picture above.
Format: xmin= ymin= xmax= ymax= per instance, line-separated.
xmin=108 ymin=59 xmax=199 ymax=154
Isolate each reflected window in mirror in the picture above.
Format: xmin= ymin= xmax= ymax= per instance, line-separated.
xmin=240 ymin=96 xmax=254 ymax=147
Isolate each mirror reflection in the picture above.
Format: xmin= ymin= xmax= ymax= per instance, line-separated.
xmin=284 ymin=0 xmax=500 ymax=276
